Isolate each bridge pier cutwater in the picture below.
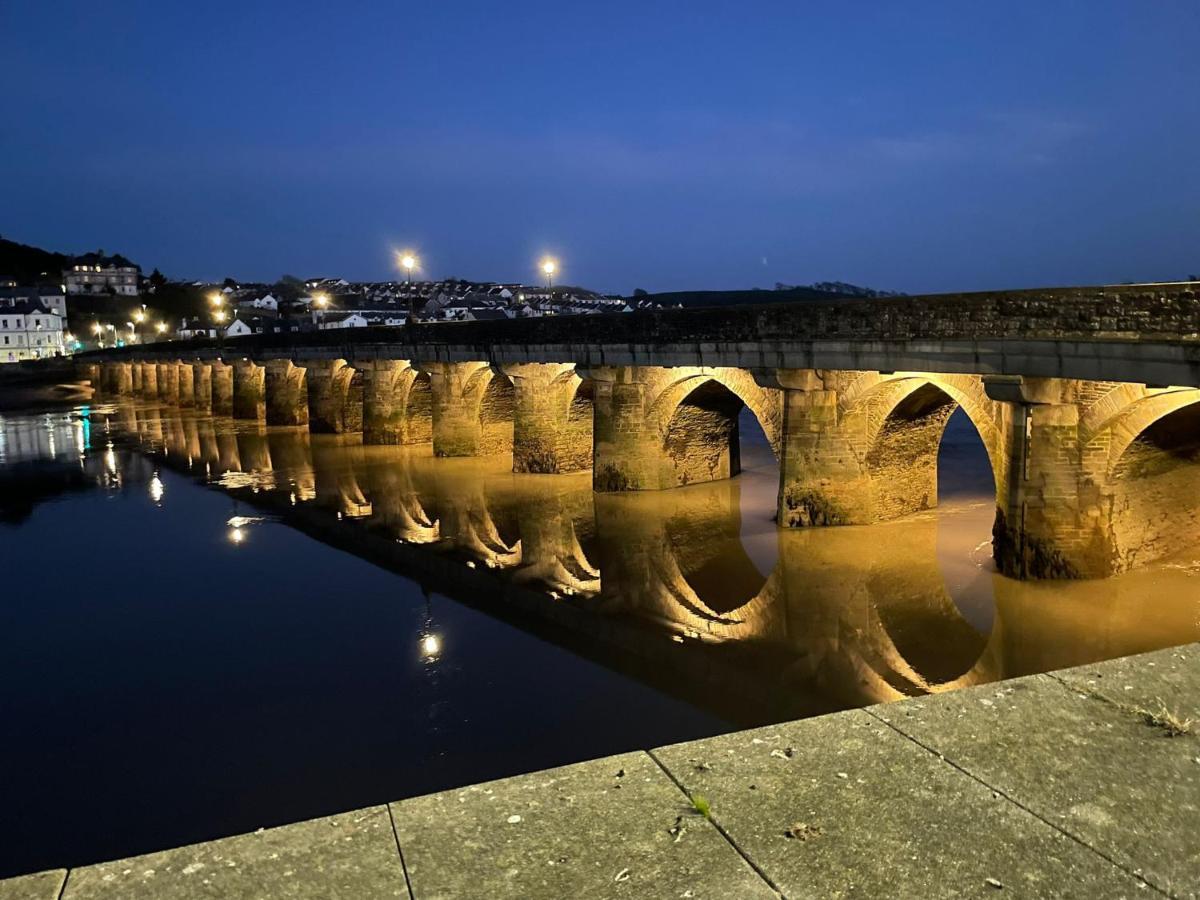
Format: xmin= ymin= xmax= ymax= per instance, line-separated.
xmin=232 ymin=359 xmax=266 ymax=420
xmin=80 ymin=284 xmax=1200 ymax=580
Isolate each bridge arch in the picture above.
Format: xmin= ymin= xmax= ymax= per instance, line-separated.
xmin=403 ymin=369 xmax=433 ymax=444
xmin=839 ymin=373 xmax=1005 ymax=518
xmin=474 ymin=368 xmax=516 ymax=456
xmin=647 ymin=368 xmax=781 ymax=489
xmin=1090 ymin=390 xmax=1200 ymax=571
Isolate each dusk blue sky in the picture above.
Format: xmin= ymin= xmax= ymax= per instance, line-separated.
xmin=3 ymin=2 xmax=1198 ymax=293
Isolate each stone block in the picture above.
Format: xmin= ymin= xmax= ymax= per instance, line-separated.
xmin=873 ymin=673 xmax=1200 ymax=895
xmin=62 ymin=808 xmax=406 ymax=900
xmin=652 ymin=708 xmax=1141 ymax=898
xmin=392 ymin=751 xmax=774 ymax=900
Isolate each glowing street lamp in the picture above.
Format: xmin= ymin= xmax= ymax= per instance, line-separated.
xmin=155 ymin=321 xmax=168 ymax=340
xmin=541 ymin=258 xmax=557 ymax=290
xmin=401 ymin=254 xmax=416 ymax=283
xmin=208 ymin=291 xmax=223 ymax=306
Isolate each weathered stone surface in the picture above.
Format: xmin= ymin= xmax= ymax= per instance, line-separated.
xmin=0 ymin=869 xmax=65 ymax=899
xmin=872 ymin=672 xmax=1200 ymax=896
xmin=1051 ymin=644 xmax=1200 ymax=720
xmin=391 ymin=751 xmax=775 ymax=900
xmin=653 ymin=709 xmax=1143 ymax=899
xmin=62 ymin=807 xmax=407 ymax=899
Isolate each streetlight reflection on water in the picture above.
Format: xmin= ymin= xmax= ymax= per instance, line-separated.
xmin=420 ymin=633 xmax=442 ymax=661
xmin=148 ymin=472 xmax=164 ymax=505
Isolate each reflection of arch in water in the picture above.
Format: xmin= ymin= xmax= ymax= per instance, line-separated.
xmin=607 ymin=480 xmax=1005 ymax=705
xmin=359 ymin=448 xmax=441 ymax=543
xmin=433 ymin=481 xmax=522 ymax=568
xmin=650 ymin=368 xmax=781 ymax=488
xmin=220 ymin=424 xmax=277 ymax=491
xmin=510 ymin=480 xmax=601 ymax=596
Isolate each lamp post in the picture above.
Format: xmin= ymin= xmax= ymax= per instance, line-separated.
xmin=213 ymin=308 xmax=227 ymax=352
xmin=399 ymin=253 xmax=418 ymax=326
xmin=155 ymin=321 xmax=168 ymax=342
xmin=541 ymin=258 xmax=557 ymax=292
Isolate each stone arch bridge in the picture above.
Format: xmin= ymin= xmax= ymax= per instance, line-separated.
xmin=82 ymin=284 xmax=1200 ymax=580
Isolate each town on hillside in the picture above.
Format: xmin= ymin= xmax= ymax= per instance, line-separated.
xmin=0 ymin=236 xmax=914 ymax=360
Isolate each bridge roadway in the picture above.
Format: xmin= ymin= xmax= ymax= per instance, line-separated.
xmin=83 ymin=284 xmax=1200 ymax=579
xmin=7 ymin=643 xmax=1198 ymax=898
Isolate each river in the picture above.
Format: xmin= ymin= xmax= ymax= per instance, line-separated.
xmin=0 ymin=401 xmax=1196 ymax=877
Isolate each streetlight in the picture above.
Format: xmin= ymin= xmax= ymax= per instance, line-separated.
xmin=213 ymin=308 xmax=227 ymax=350
xmin=155 ymin=321 xmax=168 ymax=342
xmin=541 ymin=258 xmax=557 ymax=291
xmin=208 ymin=291 xmax=223 ymax=307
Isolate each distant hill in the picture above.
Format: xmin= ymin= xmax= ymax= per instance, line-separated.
xmin=623 ymin=283 xmax=899 ymax=309
xmin=0 ymin=237 xmax=71 ymax=285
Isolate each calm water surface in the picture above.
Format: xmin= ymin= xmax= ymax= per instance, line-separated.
xmin=1 ymin=402 xmax=1197 ymax=876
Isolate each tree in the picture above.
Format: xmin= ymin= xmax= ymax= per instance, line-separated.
xmin=148 ymin=268 xmax=167 ymax=290
xmin=633 ymin=287 xmax=648 ymax=297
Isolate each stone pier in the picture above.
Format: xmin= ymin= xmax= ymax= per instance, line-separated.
xmin=360 ymin=360 xmax=431 ymax=445
xmin=304 ymin=359 xmax=363 ymax=434
xmin=192 ymin=362 xmax=213 ymax=412
xmin=503 ymin=362 xmax=593 ymax=473
xmin=264 ymin=360 xmax=308 ymax=427
xmin=174 ymin=361 xmax=194 ymax=408
xmin=232 ymin=360 xmax=265 ymax=420
xmin=425 ymin=361 xmax=514 ymax=457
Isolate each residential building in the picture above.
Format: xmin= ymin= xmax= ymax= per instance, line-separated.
xmin=63 ymin=252 xmax=140 ymax=296
xmin=0 ymin=294 xmax=66 ymax=362
xmin=317 ymin=312 xmax=369 ymax=330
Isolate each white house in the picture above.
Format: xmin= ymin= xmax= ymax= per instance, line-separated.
xmin=237 ymin=293 xmax=279 ymax=311
xmin=318 ymin=312 xmax=369 ymax=330
xmin=0 ymin=295 xmax=66 ymax=362
xmin=224 ymin=318 xmax=254 ymax=337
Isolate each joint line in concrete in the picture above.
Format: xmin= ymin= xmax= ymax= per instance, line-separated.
xmin=385 ymin=802 xmax=416 ymax=900
xmin=643 ymin=749 xmax=785 ymax=899
xmin=861 ymin=703 xmax=1171 ymax=898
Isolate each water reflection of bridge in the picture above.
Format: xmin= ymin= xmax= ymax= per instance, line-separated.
xmin=116 ymin=404 xmax=1198 ymax=722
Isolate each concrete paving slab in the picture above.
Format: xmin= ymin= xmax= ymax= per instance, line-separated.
xmin=61 ymin=807 xmax=408 ymax=900
xmin=0 ymin=869 xmax=65 ymax=900
xmin=873 ymin=673 xmax=1199 ymax=897
xmin=391 ymin=750 xmax=776 ymax=900
xmin=653 ymin=708 xmax=1144 ymax=899
xmin=1051 ymin=644 xmax=1200 ymax=721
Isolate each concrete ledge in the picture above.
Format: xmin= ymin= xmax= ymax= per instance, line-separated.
xmin=8 ymin=645 xmax=1196 ymax=898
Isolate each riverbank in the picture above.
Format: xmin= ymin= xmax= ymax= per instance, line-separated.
xmin=0 ymin=360 xmax=90 ymax=411
xmin=7 ymin=643 xmax=1196 ymax=899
